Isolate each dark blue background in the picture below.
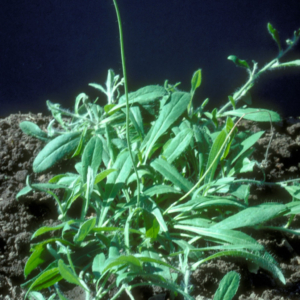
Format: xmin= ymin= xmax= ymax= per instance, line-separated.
xmin=1 ymin=0 xmax=300 ymax=117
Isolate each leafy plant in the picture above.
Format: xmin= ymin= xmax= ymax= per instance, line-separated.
xmin=17 ymin=1 xmax=300 ymax=299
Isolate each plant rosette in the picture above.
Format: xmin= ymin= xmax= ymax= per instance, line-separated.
xmin=17 ymin=2 xmax=300 ymax=300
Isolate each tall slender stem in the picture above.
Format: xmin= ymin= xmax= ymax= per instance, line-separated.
xmin=112 ymin=0 xmax=141 ymax=206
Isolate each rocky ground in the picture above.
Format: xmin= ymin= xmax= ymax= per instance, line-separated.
xmin=1 ymin=113 xmax=300 ymax=300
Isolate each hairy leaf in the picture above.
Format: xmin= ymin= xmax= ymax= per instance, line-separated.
xmin=33 ymin=132 xmax=81 ymax=173
xmin=144 ymin=91 xmax=190 ymax=161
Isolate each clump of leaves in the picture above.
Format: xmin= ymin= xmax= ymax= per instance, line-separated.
xmin=17 ymin=1 xmax=300 ymax=300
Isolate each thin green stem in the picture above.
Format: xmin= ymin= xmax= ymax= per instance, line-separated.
xmin=219 ymin=32 xmax=299 ymax=115
xmin=112 ymin=0 xmax=141 ymax=207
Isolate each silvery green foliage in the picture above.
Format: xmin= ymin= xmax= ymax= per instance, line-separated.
xmin=18 ymin=11 xmax=300 ymax=300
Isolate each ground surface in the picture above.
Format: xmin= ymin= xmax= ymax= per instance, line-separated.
xmin=1 ymin=113 xmax=300 ymax=300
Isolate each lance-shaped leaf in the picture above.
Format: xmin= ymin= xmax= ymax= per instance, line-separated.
xmin=205 ymin=129 xmax=227 ymax=184
xmin=228 ymin=55 xmax=250 ymax=69
xmin=193 ymin=125 xmax=211 ymax=177
xmin=102 ymin=255 xmax=143 ymax=274
xmin=25 ymin=268 xmax=62 ymax=299
xmin=231 ymin=131 xmax=265 ymax=164
xmin=81 ymin=135 xmax=103 ymax=183
xmin=174 ymin=224 xmax=258 ymax=245
xmin=213 ymin=271 xmax=240 ymax=300
xmin=128 ymin=106 xmax=144 ymax=138
xmin=92 ymin=253 xmax=106 ymax=279
xmin=108 ymin=85 xmax=166 ymax=114
xmin=73 ymin=218 xmax=96 ymax=244
xmin=151 ymin=158 xmax=193 ymax=193
xmin=142 ymin=207 xmax=160 ymax=240
xmin=162 ymin=128 xmax=193 ymax=163
xmin=98 ymin=151 xmax=133 ymax=226
xmin=191 ymin=69 xmax=202 ymax=94
xmin=220 ymin=108 xmax=281 ymax=122
xmin=144 ymin=92 xmax=191 ymax=162
xmin=192 ymin=249 xmax=285 ymax=285
xmin=19 ymin=121 xmax=49 ymax=142
xmin=24 ymin=244 xmax=52 ymax=278
xmin=285 ymin=186 xmax=300 ymax=200
xmin=58 ymin=260 xmax=89 ymax=291
xmin=212 ymin=203 xmax=289 ymax=230
xmin=33 ymin=132 xmax=81 ymax=173
xmin=268 ymin=23 xmax=281 ymax=51
xmin=141 ymin=250 xmax=175 ymax=281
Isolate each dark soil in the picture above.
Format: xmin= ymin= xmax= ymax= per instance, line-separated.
xmin=1 ymin=113 xmax=300 ymax=300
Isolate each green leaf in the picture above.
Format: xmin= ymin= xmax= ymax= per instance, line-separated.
xmin=141 ymin=250 xmax=173 ymax=281
xmin=102 ymin=255 xmax=142 ymax=274
xmin=115 ymin=271 xmax=166 ymax=288
xmin=105 ymin=124 xmax=116 ymax=163
xmin=31 ymin=238 xmax=74 ymax=251
xmin=191 ymin=69 xmax=202 ymax=94
xmin=128 ymin=106 xmax=145 ymax=138
xmin=211 ymin=108 xmax=219 ymax=127
xmin=137 ymin=256 xmax=180 ymax=273
xmin=81 ymin=135 xmax=103 ymax=183
xmin=25 ymin=268 xmax=62 ymax=299
xmin=285 ymin=201 xmax=300 ymax=214
xmin=193 ymin=250 xmax=285 ymax=285
xmin=144 ymin=210 xmax=160 ymax=239
xmin=151 ymin=158 xmax=193 ymax=193
xmin=74 ymin=93 xmax=89 ymax=114
xmin=205 ymin=129 xmax=227 ymax=183
xmin=228 ymin=96 xmax=235 ymax=109
xmin=104 ymin=104 xmax=116 ymax=114
xmin=33 ymin=132 xmax=81 ymax=173
xmin=221 ymin=108 xmax=281 ymax=122
xmin=221 ymin=117 xmax=236 ymax=160
xmin=213 ymin=271 xmax=240 ymax=300
xmin=145 ymin=197 xmax=169 ymax=233
xmin=162 ymin=128 xmax=193 ymax=163
xmin=143 ymin=91 xmax=191 ymax=161
xmin=284 ymin=186 xmax=300 ymax=200
xmin=24 ymin=244 xmax=52 ymax=278
xmin=144 ymin=185 xmax=182 ymax=197
xmin=94 ymin=168 xmax=116 ymax=184
xmin=193 ymin=125 xmax=211 ymax=177
xmin=228 ymin=149 xmax=256 ymax=176
xmin=231 ymin=131 xmax=265 ymax=164
xmin=169 ymin=196 xmax=246 ymax=215
xmin=92 ymin=253 xmax=106 ymax=279
xmin=109 ymin=235 xmax=120 ymax=259
xmin=71 ymin=127 xmax=87 ymax=158
xmin=228 ymin=55 xmax=250 ymax=69
xmin=16 ymin=185 xmax=32 ymax=199
xmin=19 ymin=121 xmax=49 ymax=142
xmin=98 ymin=151 xmax=133 ymax=226
xmin=58 ymin=260 xmax=89 ymax=291
xmin=177 ymin=217 xmax=214 ymax=228
xmin=73 ymin=218 xmax=96 ymax=243
xmin=267 ymin=23 xmax=281 ymax=51
xmin=109 ymin=85 xmax=166 ymax=114
xmin=212 ymin=203 xmax=288 ymax=230
xmin=229 ymin=184 xmax=250 ymax=203
xmin=31 ymin=221 xmax=75 ymax=239
xmin=174 ymin=224 xmax=258 ymax=245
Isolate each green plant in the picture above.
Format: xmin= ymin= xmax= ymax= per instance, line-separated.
xmin=17 ymin=1 xmax=300 ymax=299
